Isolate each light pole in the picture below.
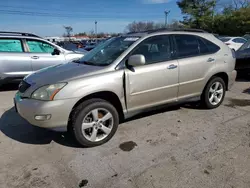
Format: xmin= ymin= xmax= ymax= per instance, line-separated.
xmin=164 ymin=10 xmax=170 ymax=28
xmin=95 ymin=21 xmax=97 ymax=40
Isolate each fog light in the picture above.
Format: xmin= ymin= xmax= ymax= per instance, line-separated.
xmin=35 ymin=115 xmax=51 ymax=121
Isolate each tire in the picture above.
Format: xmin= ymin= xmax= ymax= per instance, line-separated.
xmin=201 ymin=77 xmax=226 ymax=109
xmin=71 ymin=99 xmax=119 ymax=147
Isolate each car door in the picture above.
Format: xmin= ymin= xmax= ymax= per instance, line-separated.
xmin=0 ymin=38 xmax=32 ymax=78
xmin=174 ymin=34 xmax=220 ymax=99
xmin=25 ymin=39 xmax=65 ymax=72
xmin=125 ymin=35 xmax=179 ymax=112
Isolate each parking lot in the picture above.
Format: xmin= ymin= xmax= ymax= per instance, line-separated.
xmin=0 ymin=79 xmax=249 ymax=188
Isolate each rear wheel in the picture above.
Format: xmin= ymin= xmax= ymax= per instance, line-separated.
xmin=201 ymin=77 xmax=226 ymax=109
xmin=71 ymin=99 xmax=119 ymax=147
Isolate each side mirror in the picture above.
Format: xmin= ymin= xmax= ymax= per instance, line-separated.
xmin=52 ymin=49 xmax=61 ymax=55
xmin=127 ymin=54 xmax=146 ymax=67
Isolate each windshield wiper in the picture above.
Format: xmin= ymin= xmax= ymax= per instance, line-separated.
xmin=72 ymin=59 xmax=80 ymax=63
xmin=72 ymin=60 xmax=108 ymax=66
xmin=83 ymin=61 xmax=98 ymax=66
xmin=84 ymin=61 xmax=110 ymax=66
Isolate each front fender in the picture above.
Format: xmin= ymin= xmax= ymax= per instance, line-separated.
xmin=55 ymin=69 xmax=125 ymax=101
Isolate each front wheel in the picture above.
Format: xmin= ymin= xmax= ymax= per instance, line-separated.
xmin=201 ymin=77 xmax=226 ymax=109
xmin=71 ymin=99 xmax=119 ymax=147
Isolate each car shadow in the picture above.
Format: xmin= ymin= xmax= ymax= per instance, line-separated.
xmin=124 ymin=100 xmax=204 ymax=123
xmin=0 ymin=107 xmax=82 ymax=148
xmin=0 ymin=83 xmax=19 ymax=92
xmin=124 ymin=105 xmax=181 ymax=123
xmin=243 ymin=88 xmax=250 ymax=94
xmin=0 ymin=102 xmax=204 ymax=148
xmin=236 ymin=74 xmax=250 ymax=82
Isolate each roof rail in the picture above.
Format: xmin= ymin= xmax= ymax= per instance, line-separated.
xmin=0 ymin=31 xmax=41 ymax=38
xmin=148 ymin=28 xmax=207 ymax=33
xmin=125 ymin=31 xmax=148 ymax=35
xmin=126 ymin=28 xmax=207 ymax=35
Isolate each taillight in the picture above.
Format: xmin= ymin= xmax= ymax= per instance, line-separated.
xmin=231 ymin=49 xmax=236 ymax=58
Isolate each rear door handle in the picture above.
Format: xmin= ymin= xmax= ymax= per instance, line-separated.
xmin=207 ymin=58 xmax=215 ymax=62
xmin=31 ymin=56 xmax=39 ymax=59
xmin=167 ymin=64 xmax=178 ymax=69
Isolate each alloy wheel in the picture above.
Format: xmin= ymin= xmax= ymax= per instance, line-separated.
xmin=81 ymin=108 xmax=114 ymax=142
xmin=208 ymin=82 xmax=224 ymax=106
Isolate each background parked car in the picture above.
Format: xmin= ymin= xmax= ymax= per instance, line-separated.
xmin=220 ymin=37 xmax=247 ymax=51
xmin=235 ymin=39 xmax=250 ymax=78
xmin=243 ymin=34 xmax=250 ymax=40
xmin=0 ymin=31 xmax=86 ymax=86
xmin=84 ymin=44 xmax=97 ymax=51
xmin=60 ymin=41 xmax=88 ymax=54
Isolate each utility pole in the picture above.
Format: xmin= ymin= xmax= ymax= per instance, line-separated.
xmin=212 ymin=0 xmax=216 ymax=33
xmin=164 ymin=10 xmax=170 ymax=28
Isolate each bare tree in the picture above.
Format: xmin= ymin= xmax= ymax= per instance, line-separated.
xmin=63 ymin=26 xmax=73 ymax=40
xmin=125 ymin=20 xmax=184 ymax=33
xmin=154 ymin=22 xmax=166 ymax=29
xmin=233 ymin=0 xmax=249 ymax=9
xmin=89 ymin=30 xmax=95 ymax=38
xmin=126 ymin=21 xmax=155 ymax=32
xmin=167 ymin=20 xmax=184 ymax=28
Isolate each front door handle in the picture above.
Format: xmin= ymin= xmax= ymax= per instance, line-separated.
xmin=31 ymin=56 xmax=39 ymax=59
xmin=167 ymin=64 xmax=178 ymax=69
xmin=207 ymin=58 xmax=215 ymax=62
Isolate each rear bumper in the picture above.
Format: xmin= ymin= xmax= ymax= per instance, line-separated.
xmin=14 ymin=93 xmax=79 ymax=131
xmin=227 ymin=70 xmax=237 ymax=90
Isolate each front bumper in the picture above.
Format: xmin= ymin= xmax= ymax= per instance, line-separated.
xmin=228 ymin=70 xmax=237 ymax=90
xmin=14 ymin=93 xmax=79 ymax=131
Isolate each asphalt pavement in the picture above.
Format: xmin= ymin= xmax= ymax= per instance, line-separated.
xmin=0 ymin=80 xmax=250 ymax=188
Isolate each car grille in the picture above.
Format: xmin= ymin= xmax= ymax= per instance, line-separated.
xmin=18 ymin=80 xmax=31 ymax=93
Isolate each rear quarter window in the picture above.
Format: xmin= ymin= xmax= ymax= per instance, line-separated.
xmin=0 ymin=39 xmax=23 ymax=52
xmin=199 ymin=37 xmax=220 ymax=53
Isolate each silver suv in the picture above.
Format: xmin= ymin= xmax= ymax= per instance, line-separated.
xmin=0 ymin=31 xmax=86 ymax=86
xmin=14 ymin=29 xmax=237 ymax=147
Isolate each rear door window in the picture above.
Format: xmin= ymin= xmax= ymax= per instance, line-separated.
xmin=0 ymin=39 xmax=23 ymax=52
xmin=174 ymin=35 xmax=199 ymax=58
xmin=26 ymin=40 xmax=55 ymax=53
xmin=197 ymin=37 xmax=210 ymax=54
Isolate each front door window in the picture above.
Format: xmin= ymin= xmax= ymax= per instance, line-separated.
xmin=26 ymin=40 xmax=55 ymax=53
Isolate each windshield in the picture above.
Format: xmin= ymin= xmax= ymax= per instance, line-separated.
xmin=238 ymin=40 xmax=250 ymax=51
xmin=78 ymin=36 xmax=140 ymax=66
xmin=220 ymin=37 xmax=231 ymax=42
xmin=243 ymin=34 xmax=250 ymax=40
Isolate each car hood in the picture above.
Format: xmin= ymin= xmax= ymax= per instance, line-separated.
xmin=65 ymin=49 xmax=87 ymax=55
xmin=67 ymin=50 xmax=85 ymax=55
xmin=24 ymin=63 xmax=106 ymax=86
xmin=63 ymin=50 xmax=86 ymax=61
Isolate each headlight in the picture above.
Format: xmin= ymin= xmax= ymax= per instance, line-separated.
xmin=31 ymin=83 xmax=67 ymax=101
